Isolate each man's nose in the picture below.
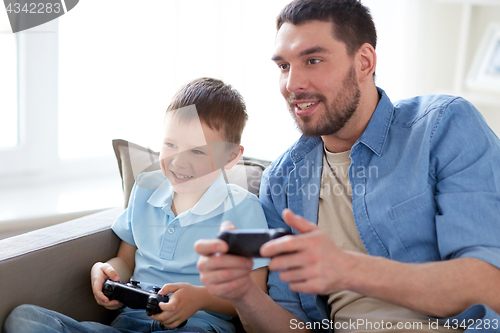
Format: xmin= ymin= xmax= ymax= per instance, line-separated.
xmin=286 ymin=66 xmax=308 ymax=93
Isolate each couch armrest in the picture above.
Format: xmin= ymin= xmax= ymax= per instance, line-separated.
xmin=0 ymin=207 xmax=123 ymax=328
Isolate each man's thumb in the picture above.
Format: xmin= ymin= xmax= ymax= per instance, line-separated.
xmin=282 ymin=208 xmax=317 ymax=234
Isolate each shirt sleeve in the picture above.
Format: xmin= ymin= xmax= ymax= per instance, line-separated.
xmin=430 ymin=97 xmax=500 ymax=270
xmin=111 ymin=178 xmax=140 ymax=247
xmin=227 ymin=192 xmax=270 ymax=270
xmin=259 ymin=169 xmax=316 ymax=325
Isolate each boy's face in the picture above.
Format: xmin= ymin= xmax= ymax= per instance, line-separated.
xmin=159 ymin=112 xmax=235 ymax=195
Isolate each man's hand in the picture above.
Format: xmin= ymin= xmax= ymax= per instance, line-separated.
xmin=151 ymin=283 xmax=201 ymax=328
xmin=261 ymin=209 xmax=355 ymax=295
xmin=195 ymin=221 xmax=256 ymax=301
xmin=196 ymin=219 xmax=314 ymax=333
xmin=90 ymin=262 xmax=123 ymax=310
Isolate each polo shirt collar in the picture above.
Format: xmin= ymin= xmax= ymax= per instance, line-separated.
xmin=147 ymin=173 xmax=229 ymax=226
xmin=147 ymin=179 xmax=173 ymax=208
xmin=190 ymin=174 xmax=228 ymax=216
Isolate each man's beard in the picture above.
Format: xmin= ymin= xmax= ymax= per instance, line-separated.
xmin=287 ymin=65 xmax=361 ymax=137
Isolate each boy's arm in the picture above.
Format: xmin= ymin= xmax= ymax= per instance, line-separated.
xmin=91 ymin=241 xmax=137 ymax=309
xmin=152 ymin=267 xmax=268 ymax=328
xmin=105 ymin=240 xmax=137 ymax=281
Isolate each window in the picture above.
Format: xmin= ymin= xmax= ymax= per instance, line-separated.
xmin=58 ymin=0 xmax=298 ymax=162
xmin=0 ymin=10 xmax=18 ymax=149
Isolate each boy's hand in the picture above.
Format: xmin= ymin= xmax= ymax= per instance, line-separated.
xmin=90 ymin=262 xmax=123 ymax=310
xmin=151 ymin=283 xmax=202 ymax=328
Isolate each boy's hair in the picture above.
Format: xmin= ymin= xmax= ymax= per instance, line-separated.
xmin=166 ymin=77 xmax=248 ymax=145
xmin=277 ymin=0 xmax=377 ymax=57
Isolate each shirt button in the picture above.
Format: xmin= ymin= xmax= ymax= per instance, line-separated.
xmin=168 ymin=227 xmax=175 ymax=234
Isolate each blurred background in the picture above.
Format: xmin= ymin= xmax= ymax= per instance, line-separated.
xmin=1 ymin=0 xmax=499 ymax=238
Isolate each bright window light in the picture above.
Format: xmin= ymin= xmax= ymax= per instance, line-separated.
xmin=0 ymin=10 xmax=18 ymax=149
xmin=58 ymin=0 xmax=298 ymax=161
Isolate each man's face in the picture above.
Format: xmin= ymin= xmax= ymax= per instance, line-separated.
xmin=272 ymin=20 xmax=360 ymax=137
xmin=159 ymin=112 xmax=232 ymax=195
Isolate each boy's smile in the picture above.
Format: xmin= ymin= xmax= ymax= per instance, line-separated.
xmin=170 ymin=170 xmax=194 ymax=182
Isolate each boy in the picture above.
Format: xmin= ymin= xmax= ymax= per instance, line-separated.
xmin=3 ymin=78 xmax=269 ymax=333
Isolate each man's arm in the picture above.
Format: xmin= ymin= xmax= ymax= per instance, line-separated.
xmin=262 ymin=209 xmax=500 ymax=318
xmin=195 ymin=221 xmax=314 ymax=333
xmin=351 ymin=254 xmax=500 ymax=318
xmin=201 ymin=266 xmax=269 ymax=317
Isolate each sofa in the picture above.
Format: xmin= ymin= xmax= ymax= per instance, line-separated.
xmin=0 ymin=139 xmax=271 ymax=329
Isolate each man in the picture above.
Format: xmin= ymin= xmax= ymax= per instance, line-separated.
xmin=195 ymin=1 xmax=500 ymax=332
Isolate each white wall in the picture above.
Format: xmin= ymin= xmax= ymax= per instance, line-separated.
xmin=366 ymin=0 xmax=500 ymax=134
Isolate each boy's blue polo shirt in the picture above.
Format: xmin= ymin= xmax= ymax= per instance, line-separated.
xmin=112 ymin=170 xmax=268 ymax=333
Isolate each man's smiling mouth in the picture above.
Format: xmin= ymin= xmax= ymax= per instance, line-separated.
xmin=296 ymin=101 xmax=318 ymax=110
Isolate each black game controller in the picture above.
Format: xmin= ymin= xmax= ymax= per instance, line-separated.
xmin=102 ymin=279 xmax=187 ymax=327
xmin=217 ymin=228 xmax=293 ymax=257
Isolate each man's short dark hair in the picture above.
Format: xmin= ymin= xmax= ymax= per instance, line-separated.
xmin=277 ymin=0 xmax=377 ymax=56
xmin=166 ymin=77 xmax=248 ymax=145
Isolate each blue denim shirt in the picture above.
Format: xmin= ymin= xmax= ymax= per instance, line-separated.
xmin=259 ymin=88 xmax=500 ymax=332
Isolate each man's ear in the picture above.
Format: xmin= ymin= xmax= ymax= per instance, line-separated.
xmin=356 ymin=42 xmax=376 ymax=83
xmin=224 ymin=144 xmax=244 ymax=170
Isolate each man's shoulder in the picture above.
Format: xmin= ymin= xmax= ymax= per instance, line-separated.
xmin=392 ymin=94 xmax=468 ymax=127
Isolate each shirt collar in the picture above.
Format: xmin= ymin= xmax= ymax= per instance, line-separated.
xmin=147 ymin=178 xmax=174 ymax=208
xmin=189 ymin=174 xmax=228 ymax=216
xmin=290 ymin=137 xmax=323 ymax=164
xmin=355 ymin=87 xmax=394 ymax=157
xmin=147 ymin=173 xmax=229 ymax=226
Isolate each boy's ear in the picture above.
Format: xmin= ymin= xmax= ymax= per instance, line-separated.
xmin=224 ymin=145 xmax=244 ymax=170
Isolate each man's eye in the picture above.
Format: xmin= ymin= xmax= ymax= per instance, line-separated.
xmin=278 ymin=63 xmax=290 ymax=70
xmin=308 ymin=59 xmax=320 ymax=65
xmin=192 ymin=149 xmax=205 ymax=155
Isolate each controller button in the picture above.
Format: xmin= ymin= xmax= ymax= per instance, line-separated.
xmin=130 ymin=280 xmax=140 ymax=287
xmin=153 ymin=286 xmax=161 ymax=293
